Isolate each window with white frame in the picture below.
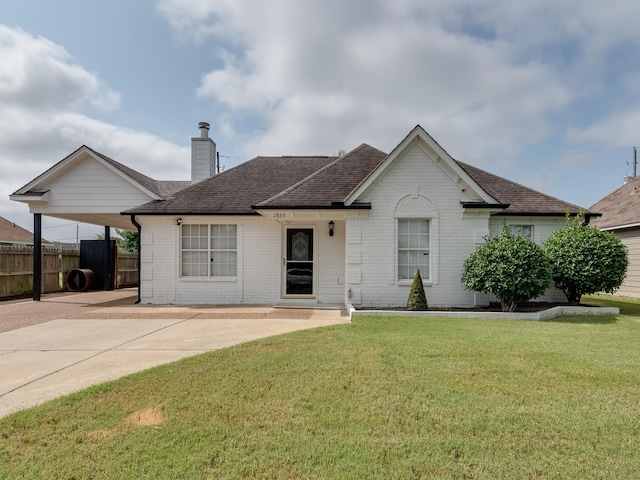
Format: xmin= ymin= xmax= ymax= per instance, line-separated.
xmin=181 ymin=224 xmax=237 ymax=277
xmin=211 ymin=224 xmax=237 ymax=276
xmin=508 ymin=224 xmax=533 ymax=240
xmin=398 ymin=219 xmax=430 ymax=280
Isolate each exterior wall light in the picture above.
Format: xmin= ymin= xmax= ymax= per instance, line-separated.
xmin=329 ymin=220 xmax=335 ymax=236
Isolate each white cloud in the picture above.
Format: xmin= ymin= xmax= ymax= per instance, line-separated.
xmin=0 ymin=26 xmax=117 ymax=113
xmin=0 ymin=26 xmax=188 ymax=238
xmin=567 ymin=110 xmax=640 ymax=147
xmin=157 ymin=0 xmax=584 ymax=162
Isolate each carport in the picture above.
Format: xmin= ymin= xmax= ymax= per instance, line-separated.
xmin=9 ymin=145 xmax=188 ymax=301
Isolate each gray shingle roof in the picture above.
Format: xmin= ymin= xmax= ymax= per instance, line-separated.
xmin=456 ymin=161 xmax=597 ymax=216
xmin=254 ymin=144 xmax=387 ymax=208
xmin=124 ymin=144 xmax=594 ymax=217
xmin=589 ymin=176 xmax=639 ymax=229
xmin=126 ymin=155 xmax=340 ymax=215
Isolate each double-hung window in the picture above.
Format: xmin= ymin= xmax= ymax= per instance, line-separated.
xmin=398 ymin=219 xmax=429 ymax=280
xmin=181 ymin=224 xmax=237 ymax=277
xmin=211 ymin=225 xmax=237 ymax=276
xmin=508 ymin=224 xmax=533 ymax=240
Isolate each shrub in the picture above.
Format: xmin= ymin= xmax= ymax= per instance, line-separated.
xmin=407 ymin=269 xmax=428 ymax=311
xmin=462 ymin=225 xmax=552 ymax=312
xmin=544 ymin=214 xmax=628 ymax=304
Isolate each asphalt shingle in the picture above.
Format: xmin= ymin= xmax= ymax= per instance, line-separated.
xmin=127 ymin=155 xmax=339 ymax=215
xmin=125 ymin=143 xmax=593 ymax=217
xmin=589 ymin=176 xmax=639 ymax=229
xmin=456 ymin=161 xmax=594 ymax=216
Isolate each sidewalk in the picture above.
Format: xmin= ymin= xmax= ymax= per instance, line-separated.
xmin=0 ymin=290 xmax=350 ymax=418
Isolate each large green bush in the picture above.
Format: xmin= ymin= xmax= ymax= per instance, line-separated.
xmin=462 ymin=225 xmax=552 ymax=312
xmin=544 ymin=215 xmax=628 ymax=304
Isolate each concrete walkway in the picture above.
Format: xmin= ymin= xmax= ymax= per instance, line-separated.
xmin=0 ymin=290 xmax=350 ymax=418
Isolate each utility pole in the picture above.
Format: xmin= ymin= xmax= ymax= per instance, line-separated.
xmin=634 ymin=147 xmax=637 ymax=178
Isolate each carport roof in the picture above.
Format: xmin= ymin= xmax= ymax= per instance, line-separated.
xmin=10 ymin=145 xmax=190 ymax=230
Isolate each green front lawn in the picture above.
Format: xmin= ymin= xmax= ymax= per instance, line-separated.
xmin=2 ymin=296 xmax=640 ymax=479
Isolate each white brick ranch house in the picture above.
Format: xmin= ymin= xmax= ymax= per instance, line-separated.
xmin=11 ymin=124 xmax=598 ymax=307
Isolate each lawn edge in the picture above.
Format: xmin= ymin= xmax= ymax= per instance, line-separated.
xmin=349 ymin=304 xmax=619 ymax=321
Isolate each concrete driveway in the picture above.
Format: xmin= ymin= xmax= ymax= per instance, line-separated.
xmin=0 ymin=289 xmax=349 ymax=418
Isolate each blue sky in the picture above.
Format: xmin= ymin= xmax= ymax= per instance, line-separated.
xmin=1 ymin=0 xmax=639 ymax=242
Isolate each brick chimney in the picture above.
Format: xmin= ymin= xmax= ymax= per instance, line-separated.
xmin=191 ymin=122 xmax=217 ymax=183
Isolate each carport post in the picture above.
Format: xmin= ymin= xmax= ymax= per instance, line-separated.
xmin=33 ymin=213 xmax=42 ymax=301
xmin=104 ymin=226 xmax=114 ymax=291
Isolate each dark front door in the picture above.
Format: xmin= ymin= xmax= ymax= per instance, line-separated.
xmin=285 ymin=228 xmax=313 ymax=295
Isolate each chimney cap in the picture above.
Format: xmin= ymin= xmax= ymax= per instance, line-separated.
xmin=198 ymin=122 xmax=210 ymax=138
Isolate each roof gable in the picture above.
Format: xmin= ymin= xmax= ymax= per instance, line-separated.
xmin=10 ymin=146 xmax=191 ymax=230
xmin=345 ymin=125 xmax=499 ymax=206
xmin=11 ymin=146 xmax=188 ymax=201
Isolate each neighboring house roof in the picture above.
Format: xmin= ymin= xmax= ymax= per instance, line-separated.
xmin=589 ymin=176 xmax=640 ymax=230
xmin=0 ymin=216 xmax=44 ymax=244
xmin=124 ymin=127 xmax=594 ymax=218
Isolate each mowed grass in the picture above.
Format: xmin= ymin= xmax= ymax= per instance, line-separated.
xmin=2 ymin=297 xmax=640 ymax=479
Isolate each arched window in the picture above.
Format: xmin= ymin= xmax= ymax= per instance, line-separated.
xmin=394 ymin=195 xmax=439 ymax=283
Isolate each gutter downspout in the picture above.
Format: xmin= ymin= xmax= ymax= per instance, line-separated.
xmin=130 ymin=215 xmax=142 ymax=304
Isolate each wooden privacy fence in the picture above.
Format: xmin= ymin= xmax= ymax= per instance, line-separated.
xmin=116 ymin=251 xmax=138 ymax=288
xmin=0 ymin=245 xmax=138 ymax=299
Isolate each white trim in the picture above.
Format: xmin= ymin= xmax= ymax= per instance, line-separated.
xmin=179 ymin=223 xmax=238 ymax=278
xmin=600 ymin=222 xmax=640 ymax=231
xmin=9 ymin=191 xmax=50 ymax=203
xmin=396 ymin=218 xmax=432 ymax=284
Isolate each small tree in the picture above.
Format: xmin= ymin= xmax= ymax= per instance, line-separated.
xmin=407 ymin=269 xmax=428 ymax=311
xmin=95 ymin=229 xmax=139 ymax=253
xmin=461 ymin=225 xmax=552 ymax=312
xmin=544 ymin=214 xmax=628 ymax=304
xmin=116 ymin=229 xmax=139 ymax=253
